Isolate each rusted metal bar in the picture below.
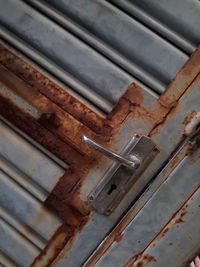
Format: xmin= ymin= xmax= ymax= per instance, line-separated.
xmin=0 ymin=41 xmax=106 ymax=134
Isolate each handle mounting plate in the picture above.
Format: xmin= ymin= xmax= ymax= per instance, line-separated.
xmin=82 ymin=135 xmax=157 ymax=215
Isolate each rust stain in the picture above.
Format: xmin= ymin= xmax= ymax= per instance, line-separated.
xmin=123 ymin=187 xmax=200 ymax=267
xmin=182 ymin=110 xmax=197 ymax=129
xmin=0 ymin=42 xmax=106 ymax=134
xmin=31 ymin=225 xmax=73 ymax=267
xmin=84 ymin=227 xmax=124 ymax=267
xmin=0 ymin=64 xmax=101 ymax=158
xmin=0 ymin=42 xmax=200 ymax=266
xmin=123 ymin=253 xmax=157 ymax=267
xmin=114 ymin=230 xmax=124 ymax=243
xmin=159 ymin=45 xmax=200 ymax=108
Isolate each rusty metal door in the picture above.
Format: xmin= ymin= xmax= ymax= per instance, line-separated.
xmin=0 ymin=1 xmax=200 ymax=266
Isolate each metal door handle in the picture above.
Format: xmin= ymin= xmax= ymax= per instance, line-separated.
xmin=81 ymin=135 xmax=140 ymax=169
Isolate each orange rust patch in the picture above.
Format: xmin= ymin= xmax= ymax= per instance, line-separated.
xmin=31 ymin=225 xmax=73 ymax=267
xmin=124 ymin=253 xmax=157 ymax=267
xmin=159 ymin=46 xmax=200 ymax=108
xmin=114 ymin=230 xmax=124 ymax=243
xmin=0 ymin=64 xmax=101 ymax=158
xmin=1 ymin=42 xmax=200 ymax=265
xmin=84 ymin=226 xmax=124 ymax=266
xmin=123 ymin=83 xmax=144 ymax=105
xmin=0 ymin=43 xmax=106 ymax=134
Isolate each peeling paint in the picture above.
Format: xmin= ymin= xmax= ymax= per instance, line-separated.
xmin=0 ymin=42 xmax=200 ymax=266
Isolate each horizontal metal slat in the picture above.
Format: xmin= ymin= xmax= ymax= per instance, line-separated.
xmin=25 ymin=0 xmax=165 ymax=94
xmin=0 ymin=170 xmax=62 ymax=241
xmin=0 ymin=0 xmax=137 ymax=110
xmin=0 ymin=29 xmax=113 ymax=113
xmin=0 ymin=156 xmax=47 ymax=203
xmin=0 ymin=251 xmax=19 ymax=267
xmin=0 ymin=116 xmax=68 ymax=170
xmin=108 ymin=0 xmax=196 ymax=54
xmin=128 ymin=0 xmax=200 ymax=48
xmin=0 ymin=120 xmax=65 ymax=192
xmin=0 ymin=207 xmax=46 ymax=250
xmin=0 ymin=217 xmax=40 ymax=267
xmin=32 ymin=0 xmax=188 ymax=90
xmin=0 ymin=117 xmax=68 ymax=266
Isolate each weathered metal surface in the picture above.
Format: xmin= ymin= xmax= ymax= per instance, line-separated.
xmin=0 ymin=43 xmax=106 ymax=134
xmin=0 ymin=118 xmax=66 ymax=266
xmin=112 ymin=0 xmax=200 ymax=54
xmin=124 ymin=187 xmax=200 ymax=267
xmin=0 ymin=216 xmax=40 ymax=267
xmin=0 ymin=42 xmax=199 ymax=266
xmin=0 ymin=64 xmax=100 ymax=157
xmin=85 ymin=136 xmax=200 ymax=266
xmin=58 ymin=55 xmax=200 ymax=266
xmin=0 ymin=120 xmax=65 ymax=192
xmin=1 ymin=0 xmax=196 ymax=115
xmin=87 ymin=135 xmax=156 ymax=215
xmin=83 ymin=135 xmax=198 ymax=266
xmin=25 ymin=0 xmax=189 ymax=95
xmin=116 ymin=0 xmax=200 ymax=53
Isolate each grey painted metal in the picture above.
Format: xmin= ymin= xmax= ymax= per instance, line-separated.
xmin=0 ymin=115 xmax=68 ymax=170
xmin=0 ymin=207 xmax=46 ymax=250
xmin=25 ymin=0 xmax=188 ymax=94
xmin=0 ymin=0 xmax=194 ymax=112
xmin=0 ymin=170 xmax=61 ymax=240
xmin=0 ymin=118 xmax=66 ymax=266
xmin=111 ymin=0 xmax=200 ymax=54
xmin=92 ymin=141 xmax=200 ymax=266
xmin=120 ymin=0 xmax=200 ymax=51
xmin=53 ymin=74 xmax=200 ymax=266
xmin=0 ymin=251 xmax=18 ymax=267
xmin=128 ymin=189 xmax=200 ymax=267
xmin=0 ymin=217 xmax=40 ymax=267
xmin=0 ymin=120 xmax=65 ymax=192
xmin=0 ymin=25 xmax=113 ymax=114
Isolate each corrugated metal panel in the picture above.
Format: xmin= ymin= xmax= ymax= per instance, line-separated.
xmin=0 ymin=117 xmax=66 ymax=266
xmin=0 ymin=2 xmax=199 ymax=266
xmin=1 ymin=0 xmax=199 ymax=112
xmin=88 ymin=142 xmax=200 ymax=266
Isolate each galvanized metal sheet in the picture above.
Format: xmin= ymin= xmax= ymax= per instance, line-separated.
xmin=0 ymin=0 xmax=196 ymax=112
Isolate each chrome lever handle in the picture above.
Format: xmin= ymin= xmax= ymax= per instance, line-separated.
xmin=81 ymin=135 xmax=140 ymax=169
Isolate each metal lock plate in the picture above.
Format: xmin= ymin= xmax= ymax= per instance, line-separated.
xmin=82 ymin=135 xmax=157 ymax=215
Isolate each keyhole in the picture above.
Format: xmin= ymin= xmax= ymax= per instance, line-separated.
xmin=107 ymin=184 xmax=117 ymax=195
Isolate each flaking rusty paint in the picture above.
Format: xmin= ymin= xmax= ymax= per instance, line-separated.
xmin=84 ymin=226 xmax=124 ymax=267
xmin=123 ymin=253 xmax=157 ymax=267
xmin=0 ymin=42 xmax=200 ymax=266
xmin=0 ymin=42 xmax=106 ymax=134
xmin=31 ymin=225 xmax=73 ymax=267
xmin=123 ymin=187 xmax=200 ymax=267
xmin=0 ymin=64 xmax=101 ymax=158
xmin=159 ymin=46 xmax=200 ymax=108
